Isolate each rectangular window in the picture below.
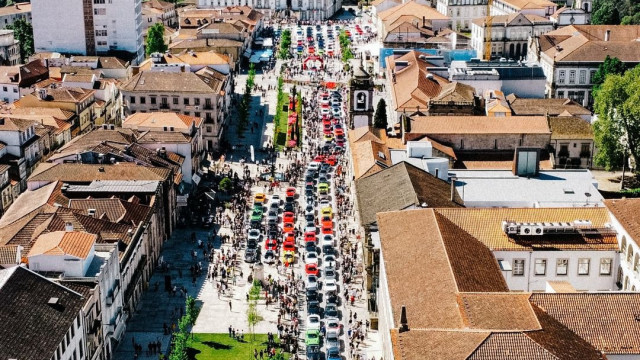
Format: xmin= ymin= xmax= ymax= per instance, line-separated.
xmin=140 ymin=96 xmax=145 ymax=104
xmin=569 ymin=70 xmax=576 ymax=84
xmin=93 ymin=8 xmax=106 ymax=15
xmin=150 ymin=97 xmax=156 ymax=105
xmin=600 ymin=258 xmax=612 ymax=275
xmin=513 ymin=259 xmax=525 ymax=276
xmin=578 ymin=258 xmax=590 ymax=275
xmin=194 ymin=98 xmax=200 ymax=106
xmin=194 ymin=112 xmax=201 ymax=117
xmin=556 ymin=259 xmax=568 ymax=275
xmin=590 ymin=70 xmax=596 ymax=83
xmin=173 ymin=97 xmax=179 ymax=105
xmin=2 ymin=86 xmax=6 ymax=91
xmin=557 ymin=90 xmax=564 ymax=98
xmin=534 ymin=259 xmax=546 ymax=275
xmin=95 ymin=29 xmax=107 ymax=37
xmin=94 ymin=0 xmax=106 ymax=3
xmin=184 ymin=98 xmax=189 ymax=105
xmin=71 ymin=324 xmax=75 ymax=337
xmin=579 ymin=70 xmax=586 ymax=84
xmin=558 ymin=70 xmax=565 ymax=84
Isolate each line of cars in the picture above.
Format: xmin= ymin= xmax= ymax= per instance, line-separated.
xmin=293 ymin=24 xmax=339 ymax=57
xmin=244 ymin=187 xmax=299 ymax=265
xmin=303 ymin=89 xmax=347 ymax=360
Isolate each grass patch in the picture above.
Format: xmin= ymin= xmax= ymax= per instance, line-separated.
xmin=186 ymin=333 xmax=289 ymax=360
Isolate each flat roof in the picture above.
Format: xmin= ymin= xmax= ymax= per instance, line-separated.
xmin=450 ymin=169 xmax=603 ymax=208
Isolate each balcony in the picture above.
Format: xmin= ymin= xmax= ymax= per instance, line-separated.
xmin=159 ymin=103 xmax=170 ymax=110
xmin=203 ymin=104 xmax=213 ymax=110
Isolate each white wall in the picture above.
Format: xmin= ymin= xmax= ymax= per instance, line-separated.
xmin=0 ymin=83 xmax=19 ymax=103
xmin=495 ymin=249 xmax=618 ymax=292
xmin=33 ymin=0 xmax=87 ymax=55
xmin=609 ymin=214 xmax=640 ymax=291
xmin=28 ymin=251 xmax=92 ymax=277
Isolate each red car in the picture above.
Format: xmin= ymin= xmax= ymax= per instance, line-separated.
xmin=283 ymin=222 xmax=294 ymax=233
xmin=284 ymin=232 xmax=295 ymax=244
xmin=314 ymin=155 xmax=326 ymax=162
xmin=265 ymin=239 xmax=277 ymax=251
xmin=325 ymin=155 xmax=337 ymax=166
xmin=334 ymin=128 xmax=344 ymax=137
xmin=305 ymin=263 xmax=319 ymax=276
xmin=283 ymin=211 xmax=295 ymax=224
xmin=321 ymin=225 xmax=333 ymax=235
xmin=305 ymin=231 xmax=317 ymax=243
xmin=321 ymin=218 xmax=333 ymax=229
xmin=286 ymin=187 xmax=296 ymax=197
xmin=283 ymin=242 xmax=296 ymax=253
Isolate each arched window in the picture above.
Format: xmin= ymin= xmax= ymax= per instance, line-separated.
xmin=635 ymin=253 xmax=640 ymax=272
xmin=622 ymin=236 xmax=627 ymax=254
xmin=624 ymin=276 xmax=629 ymax=290
xmin=627 ymin=245 xmax=634 ymax=263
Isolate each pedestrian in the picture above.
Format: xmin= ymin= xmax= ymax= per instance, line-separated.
xmin=229 ymin=300 xmax=232 ymax=311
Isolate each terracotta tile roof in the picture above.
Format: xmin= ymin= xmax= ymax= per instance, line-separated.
xmin=468 ymin=332 xmax=559 ymax=359
xmin=168 ymin=38 xmax=244 ymax=51
xmin=507 ymin=95 xmax=591 ymax=117
xmin=378 ymin=0 xmax=449 ymax=21
xmin=377 ymin=209 xmax=464 ymax=329
xmin=539 ymin=25 xmax=640 ymax=63
xmin=136 ymin=130 xmax=192 ymax=144
xmin=98 ymin=56 xmax=129 ymax=70
xmin=549 ymin=116 xmax=593 ymax=140
xmin=36 ymin=87 xmax=94 ymax=103
xmin=0 ymin=266 xmax=85 ymax=360
xmin=0 ymin=2 xmax=30 ymax=16
xmin=139 ymin=51 xmax=231 ymax=71
xmin=604 ymin=198 xmax=640 ymax=244
xmin=387 ymin=51 xmax=451 ymax=110
xmin=123 ymin=112 xmax=202 ymax=130
xmin=472 ymin=12 xmax=552 ymax=27
xmin=408 ymin=116 xmax=551 ymax=135
xmin=435 ymin=212 xmax=507 ymax=292
xmin=28 ymin=231 xmax=96 ymax=259
xmin=393 ymin=330 xmax=489 ymax=360
xmin=530 ymin=293 xmax=640 ymax=354
xmin=0 ymin=181 xmax=59 ymax=229
xmin=356 ymin=162 xmax=462 ymax=225
xmin=144 ymin=0 xmax=175 ymax=10
xmin=351 ymin=139 xmax=391 ymax=179
xmin=0 ymin=116 xmax=35 ymax=131
xmin=28 ymin=163 xmax=170 ymax=183
xmin=434 ymin=207 xmax=617 ymax=251
xmin=459 ymin=293 xmax=541 ymax=331
xmin=68 ymin=198 xmax=151 ymax=225
xmin=9 ymin=107 xmax=75 ymax=120
xmin=120 ymin=71 xmax=223 ymax=93
xmin=499 ymin=0 xmax=556 ymax=10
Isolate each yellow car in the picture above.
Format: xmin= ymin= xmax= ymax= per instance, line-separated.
xmin=321 ymin=207 xmax=333 ymax=218
xmin=282 ymin=251 xmax=295 ymax=265
xmin=254 ymin=193 xmax=267 ymax=204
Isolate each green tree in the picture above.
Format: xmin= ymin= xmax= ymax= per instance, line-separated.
xmin=145 ymin=23 xmax=167 ymax=56
xmin=592 ymin=56 xmax=627 ymax=93
xmin=218 ymin=177 xmax=232 ymax=192
xmin=593 ymin=65 xmax=640 ymax=170
xmin=185 ymin=295 xmax=198 ymax=325
xmin=6 ymin=18 xmax=33 ymax=63
xmin=374 ymin=99 xmax=388 ymax=129
xmin=591 ymin=0 xmax=621 ymax=24
xmin=278 ymin=29 xmax=291 ymax=60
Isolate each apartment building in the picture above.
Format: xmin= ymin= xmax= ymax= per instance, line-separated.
xmin=32 ymin=0 xmax=144 ymax=64
xmin=528 ymin=25 xmax=640 ymax=107
xmin=196 ymin=0 xmax=341 ymax=20
xmin=490 ymin=0 xmax=556 ymax=17
xmin=436 ymin=0 xmax=488 ymax=31
xmin=0 ymin=30 xmax=20 ymax=66
xmin=120 ymin=70 xmax=228 ymax=151
xmin=0 ymin=2 xmax=31 ymax=28
xmin=142 ymin=0 xmax=177 ymax=33
xmin=0 ymin=59 xmax=50 ymax=104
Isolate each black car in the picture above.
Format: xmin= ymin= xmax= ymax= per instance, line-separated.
xmin=323 ymin=244 xmax=335 ymax=255
xmin=305 ymin=241 xmax=317 ymax=253
xmin=307 ymin=300 xmax=321 ymax=315
xmin=306 ymin=288 xmax=318 ymax=301
xmin=324 ymin=304 xmax=339 ymax=319
xmin=305 ymin=213 xmax=315 ymax=223
xmin=326 ymin=292 xmax=340 ymax=306
xmin=247 ymin=239 xmax=258 ymax=249
xmin=244 ymin=248 xmax=259 ymax=263
xmin=268 ymin=227 xmax=279 ymax=239
xmin=284 ymin=202 xmax=295 ymax=212
xmin=307 ymin=345 xmax=321 ymax=360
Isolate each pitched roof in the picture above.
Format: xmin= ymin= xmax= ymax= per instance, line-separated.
xmin=530 ymin=293 xmax=640 ymax=355
xmin=0 ymin=266 xmax=85 ymax=360
xmin=377 ymin=208 xmax=606 ymax=359
xmin=499 ymin=0 xmax=556 ymax=10
xmin=351 ymin=139 xmax=391 ymax=179
xmin=507 ymin=95 xmax=591 ymax=117
xmin=378 ymin=0 xmax=449 ymax=21
xmin=139 ymin=51 xmax=231 ymax=70
xmin=68 ymin=198 xmax=151 ymax=225
xmin=119 ymin=71 xmax=222 ymax=93
xmin=136 ymin=130 xmax=192 ymax=144
xmin=0 ymin=181 xmax=59 ymax=229
xmin=123 ymin=112 xmax=202 ymax=130
xmin=539 ymin=25 xmax=640 ymax=63
xmin=0 ymin=245 xmax=18 ymax=265
xmin=98 ymin=56 xmax=130 ymax=69
xmin=356 ymin=162 xmax=462 ymax=226
xmin=408 ymin=116 xmax=551 ymax=135
xmin=168 ymin=38 xmax=244 ymax=50
xmin=549 ymin=116 xmax=593 ymax=140
xmin=434 ymin=207 xmax=616 ymax=251
xmin=472 ymin=12 xmax=552 ymax=27
xmin=604 ymin=198 xmax=640 ymax=243
xmin=0 ymin=116 xmax=35 ymax=132
xmin=9 ymin=106 xmax=75 ymax=120
xmin=28 ymin=163 xmax=170 ymax=183
xmin=28 ymin=231 xmax=96 ymax=259
xmin=0 ymin=2 xmax=30 ymax=16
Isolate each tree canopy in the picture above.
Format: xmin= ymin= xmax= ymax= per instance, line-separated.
xmin=6 ymin=18 xmax=33 ymax=63
xmin=374 ymin=99 xmax=388 ymax=129
xmin=145 ymin=23 xmax=167 ymax=56
xmin=592 ymin=55 xmax=627 ymax=94
xmin=593 ymin=65 xmax=640 ymax=170
xmin=591 ymin=0 xmax=640 ymax=24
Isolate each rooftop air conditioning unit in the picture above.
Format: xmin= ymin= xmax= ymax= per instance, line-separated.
xmin=520 ymin=224 xmax=534 ymax=236
xmin=532 ymin=224 xmax=544 ymax=235
xmin=502 ymin=221 xmax=518 ymax=235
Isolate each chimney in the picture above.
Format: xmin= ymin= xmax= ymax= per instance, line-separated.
xmin=450 ymin=177 xmax=457 ymax=202
xmin=422 ymin=16 xmax=426 ymax=28
xmin=605 ymin=29 xmax=611 ymax=41
xmin=399 ymin=305 xmax=409 ymax=333
xmin=65 ymin=222 xmax=74 ymax=232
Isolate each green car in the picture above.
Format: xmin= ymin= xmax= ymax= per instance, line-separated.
xmin=305 ymin=329 xmax=320 ymax=346
xmin=253 ymin=204 xmax=263 ymax=214
xmin=250 ymin=209 xmax=263 ymax=222
xmin=318 ymin=183 xmax=329 ymax=194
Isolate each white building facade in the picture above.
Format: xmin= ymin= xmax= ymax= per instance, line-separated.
xmin=32 ymin=0 xmax=144 ymax=64
xmin=197 ymin=0 xmax=342 ymax=20
xmin=436 ymin=0 xmax=487 ymax=31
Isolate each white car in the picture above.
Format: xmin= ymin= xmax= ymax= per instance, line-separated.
xmin=323 ymin=254 xmax=337 ymax=269
xmin=248 ymin=229 xmax=262 ymax=242
xmin=324 ymin=278 xmax=338 ymax=293
xmin=326 ymin=318 xmax=341 ymax=335
xmin=307 ymin=314 xmax=321 ymax=331
xmin=319 ymin=199 xmax=331 ymax=210
xmin=271 ymin=194 xmax=283 ymax=205
xmin=308 ymin=162 xmax=321 ymax=172
xmin=320 ymin=108 xmax=330 ymax=116
xmin=321 ymin=235 xmax=334 ymax=248
xmin=305 ymin=251 xmax=319 ymax=265
xmin=306 ymin=275 xmax=319 ymax=290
